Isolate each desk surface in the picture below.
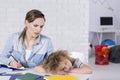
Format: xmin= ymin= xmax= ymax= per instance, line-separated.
xmin=0 ymin=69 xmax=91 ymax=80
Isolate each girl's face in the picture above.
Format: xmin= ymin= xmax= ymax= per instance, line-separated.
xmin=58 ymin=59 xmax=73 ymax=73
xmin=25 ymin=18 xmax=45 ymax=38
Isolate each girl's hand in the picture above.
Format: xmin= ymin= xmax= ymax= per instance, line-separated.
xmin=34 ymin=65 xmax=46 ymax=73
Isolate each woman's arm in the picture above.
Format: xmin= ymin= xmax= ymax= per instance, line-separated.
xmin=0 ymin=33 xmax=16 ymax=65
xmin=34 ymin=65 xmax=46 ymax=74
xmin=70 ymin=64 xmax=92 ymax=74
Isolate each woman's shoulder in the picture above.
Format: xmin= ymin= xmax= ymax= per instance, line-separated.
xmin=40 ymin=34 xmax=51 ymax=40
xmin=8 ymin=32 xmax=20 ymax=39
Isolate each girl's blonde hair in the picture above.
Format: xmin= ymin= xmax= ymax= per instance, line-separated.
xmin=42 ymin=50 xmax=71 ymax=74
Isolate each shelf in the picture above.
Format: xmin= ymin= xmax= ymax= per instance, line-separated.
xmin=90 ymin=29 xmax=120 ymax=45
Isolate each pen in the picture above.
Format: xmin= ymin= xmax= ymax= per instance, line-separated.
xmin=11 ymin=55 xmax=18 ymax=62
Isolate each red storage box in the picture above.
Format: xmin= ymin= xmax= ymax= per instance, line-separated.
xmin=94 ymin=45 xmax=109 ymax=65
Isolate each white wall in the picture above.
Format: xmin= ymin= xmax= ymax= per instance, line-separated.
xmin=0 ymin=0 xmax=89 ymax=62
xmin=89 ymin=0 xmax=120 ymax=45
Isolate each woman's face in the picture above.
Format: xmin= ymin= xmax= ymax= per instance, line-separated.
xmin=25 ymin=18 xmax=45 ymax=38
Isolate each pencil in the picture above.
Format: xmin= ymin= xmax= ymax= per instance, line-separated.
xmin=11 ymin=55 xmax=18 ymax=62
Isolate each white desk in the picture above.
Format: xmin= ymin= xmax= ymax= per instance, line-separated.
xmin=0 ymin=69 xmax=91 ymax=80
xmin=90 ymin=29 xmax=120 ymax=44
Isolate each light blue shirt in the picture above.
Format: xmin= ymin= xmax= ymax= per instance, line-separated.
xmin=0 ymin=32 xmax=53 ymax=68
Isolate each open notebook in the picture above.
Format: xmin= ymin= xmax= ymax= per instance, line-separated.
xmin=0 ymin=64 xmax=26 ymax=75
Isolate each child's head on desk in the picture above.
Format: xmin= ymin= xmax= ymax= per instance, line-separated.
xmin=42 ymin=50 xmax=73 ymax=75
xmin=34 ymin=50 xmax=92 ymax=75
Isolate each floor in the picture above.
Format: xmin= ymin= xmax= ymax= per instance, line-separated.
xmin=88 ymin=55 xmax=120 ymax=80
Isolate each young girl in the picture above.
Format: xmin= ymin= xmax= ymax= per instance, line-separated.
xmin=34 ymin=50 xmax=92 ymax=75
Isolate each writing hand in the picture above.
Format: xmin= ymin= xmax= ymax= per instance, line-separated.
xmin=9 ymin=60 xmax=22 ymax=68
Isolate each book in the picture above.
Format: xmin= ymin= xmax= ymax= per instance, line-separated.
xmin=16 ymin=73 xmax=44 ymax=80
xmin=0 ymin=67 xmax=13 ymax=75
xmin=45 ymin=74 xmax=78 ymax=80
xmin=9 ymin=74 xmax=22 ymax=80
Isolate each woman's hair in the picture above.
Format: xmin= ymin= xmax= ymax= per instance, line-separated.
xmin=42 ymin=50 xmax=71 ymax=74
xmin=19 ymin=9 xmax=45 ymax=39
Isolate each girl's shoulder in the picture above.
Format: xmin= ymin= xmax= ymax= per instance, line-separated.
xmin=71 ymin=58 xmax=83 ymax=68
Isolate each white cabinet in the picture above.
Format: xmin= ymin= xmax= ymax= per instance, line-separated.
xmin=90 ymin=29 xmax=119 ymax=45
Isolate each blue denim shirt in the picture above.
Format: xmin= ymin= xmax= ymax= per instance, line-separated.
xmin=0 ymin=32 xmax=53 ymax=68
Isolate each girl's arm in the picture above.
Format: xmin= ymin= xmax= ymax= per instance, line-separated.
xmin=70 ymin=64 xmax=92 ymax=74
xmin=34 ymin=65 xmax=46 ymax=74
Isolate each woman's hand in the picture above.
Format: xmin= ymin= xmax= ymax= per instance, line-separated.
xmin=9 ymin=60 xmax=22 ymax=68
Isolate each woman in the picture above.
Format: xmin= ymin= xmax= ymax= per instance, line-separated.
xmin=34 ymin=50 xmax=92 ymax=75
xmin=0 ymin=9 xmax=53 ymax=68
